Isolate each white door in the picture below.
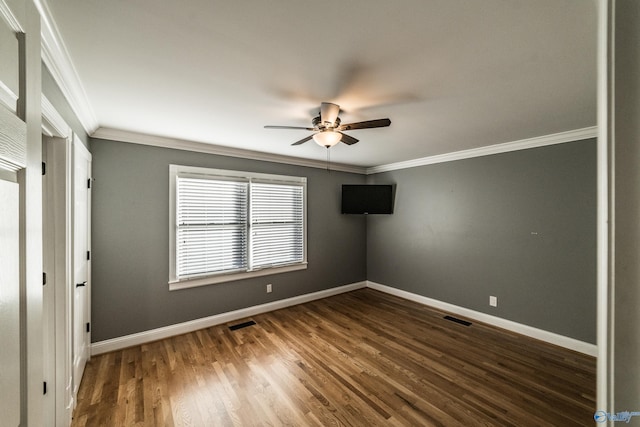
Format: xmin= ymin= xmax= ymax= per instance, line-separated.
xmin=42 ymin=133 xmax=75 ymax=426
xmin=72 ymin=138 xmax=92 ymax=397
xmin=0 ymin=179 xmax=21 ymax=427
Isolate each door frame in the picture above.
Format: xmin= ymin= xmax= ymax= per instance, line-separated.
xmin=71 ymin=134 xmax=92 ymax=399
xmin=42 ymin=98 xmax=75 ymax=426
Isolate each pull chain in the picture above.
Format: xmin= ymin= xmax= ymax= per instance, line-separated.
xmin=326 ymin=146 xmax=331 ymax=172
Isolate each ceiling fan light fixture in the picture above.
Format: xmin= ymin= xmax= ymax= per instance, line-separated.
xmin=313 ymin=130 xmax=342 ymax=147
xmin=265 ymin=102 xmax=391 ymax=147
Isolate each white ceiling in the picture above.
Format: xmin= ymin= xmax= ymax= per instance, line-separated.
xmin=43 ymin=0 xmax=597 ymax=169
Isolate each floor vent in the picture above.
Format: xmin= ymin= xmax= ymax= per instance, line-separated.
xmin=444 ymin=315 xmax=472 ymax=326
xmin=229 ymin=320 xmax=256 ymax=331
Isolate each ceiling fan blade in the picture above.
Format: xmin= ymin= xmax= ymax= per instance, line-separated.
xmin=320 ymin=102 xmax=340 ymax=126
xmin=291 ymin=135 xmax=314 ymax=146
xmin=339 ymin=132 xmax=359 ymax=145
xmin=338 ymin=118 xmax=391 ymax=131
xmin=265 ymin=125 xmax=315 ymax=130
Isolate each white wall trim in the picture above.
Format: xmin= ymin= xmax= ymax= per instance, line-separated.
xmin=0 ymin=0 xmax=20 ymax=115
xmin=92 ymin=127 xmax=368 ymax=174
xmin=91 ymin=279 xmax=597 ymax=358
xmin=34 ymin=0 xmax=99 ymax=134
xmin=595 ymin=0 xmax=612 ymax=413
xmin=0 ymin=81 xmax=17 ymax=114
xmin=366 ymin=126 xmax=598 ymax=175
xmin=0 ymin=101 xmax=26 ymax=171
xmin=41 ymin=95 xmax=71 ymax=138
xmin=366 ymin=281 xmax=598 ymax=357
xmin=93 ymin=126 xmax=597 ymax=176
xmin=0 ymin=0 xmax=23 ymax=32
xmin=91 ymin=281 xmax=367 ymax=355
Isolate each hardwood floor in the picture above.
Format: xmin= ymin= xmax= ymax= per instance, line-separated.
xmin=72 ymin=289 xmax=595 ymax=426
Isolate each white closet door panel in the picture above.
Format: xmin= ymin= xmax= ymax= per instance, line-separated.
xmin=0 ymin=179 xmax=20 ymax=427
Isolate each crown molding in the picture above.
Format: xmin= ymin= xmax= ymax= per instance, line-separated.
xmin=0 ymin=0 xmax=23 ymax=32
xmin=34 ymin=0 xmax=99 ymax=134
xmin=93 ymin=126 xmax=597 ymax=176
xmin=92 ymin=127 xmax=368 ymax=174
xmin=366 ymin=126 xmax=598 ymax=175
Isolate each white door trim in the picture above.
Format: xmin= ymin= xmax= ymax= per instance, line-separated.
xmin=42 ymin=103 xmax=74 ymax=425
xmin=71 ymin=134 xmax=91 ymax=402
xmin=596 ymin=0 xmax=613 ymax=415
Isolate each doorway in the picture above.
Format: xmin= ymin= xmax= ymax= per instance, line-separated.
xmin=72 ymin=138 xmax=92 ymax=399
xmin=42 ymin=126 xmax=92 ymax=425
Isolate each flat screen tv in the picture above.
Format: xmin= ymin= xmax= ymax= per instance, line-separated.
xmin=341 ymin=184 xmax=394 ymax=214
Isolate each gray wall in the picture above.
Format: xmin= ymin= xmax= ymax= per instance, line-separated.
xmin=90 ymin=139 xmax=366 ymax=342
xmin=41 ymin=62 xmax=89 ymax=148
xmin=366 ymin=140 xmax=597 ymax=344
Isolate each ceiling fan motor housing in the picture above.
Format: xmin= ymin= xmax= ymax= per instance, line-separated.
xmin=313 ymin=115 xmax=340 ymax=130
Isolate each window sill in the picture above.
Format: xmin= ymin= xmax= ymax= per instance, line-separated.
xmin=169 ymin=263 xmax=308 ymax=291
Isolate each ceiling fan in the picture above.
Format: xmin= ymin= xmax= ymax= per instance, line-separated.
xmin=265 ymin=102 xmax=391 ymax=148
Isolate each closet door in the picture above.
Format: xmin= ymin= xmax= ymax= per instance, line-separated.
xmin=0 ymin=178 xmax=20 ymax=427
xmin=72 ymin=138 xmax=91 ymax=398
xmin=0 ymin=0 xmax=42 ymax=424
xmin=0 ymin=5 xmax=25 ymax=424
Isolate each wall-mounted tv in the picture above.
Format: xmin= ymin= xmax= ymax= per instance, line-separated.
xmin=341 ymin=184 xmax=394 ymax=214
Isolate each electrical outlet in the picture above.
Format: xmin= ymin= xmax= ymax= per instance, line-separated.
xmin=266 ymin=284 xmax=272 ymax=293
xmin=489 ymin=296 xmax=497 ymax=307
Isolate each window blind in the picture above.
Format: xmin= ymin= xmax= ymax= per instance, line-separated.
xmin=176 ymin=177 xmax=248 ymax=278
xmin=174 ymin=170 xmax=306 ymax=283
xmin=250 ymin=182 xmax=304 ymax=269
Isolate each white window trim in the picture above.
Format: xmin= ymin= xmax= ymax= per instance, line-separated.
xmin=169 ymin=164 xmax=307 ymax=290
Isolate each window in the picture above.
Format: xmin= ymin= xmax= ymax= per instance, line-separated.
xmin=169 ymin=165 xmax=306 ymax=290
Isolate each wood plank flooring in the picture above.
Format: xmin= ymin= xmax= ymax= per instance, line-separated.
xmin=72 ymin=289 xmax=595 ymax=426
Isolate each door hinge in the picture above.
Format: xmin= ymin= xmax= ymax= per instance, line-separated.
xmin=87 ymin=250 xmax=91 ymax=261
xmin=87 ymin=178 xmax=91 ymax=189
xmin=42 ymin=162 xmax=46 ymax=175
xmin=86 ymin=322 xmax=90 ymax=333
xmin=43 ymin=272 xmax=47 ymax=286
xmin=43 ymin=381 xmax=47 ymax=395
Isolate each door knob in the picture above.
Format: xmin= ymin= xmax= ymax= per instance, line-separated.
xmin=76 ymin=281 xmax=87 ymax=287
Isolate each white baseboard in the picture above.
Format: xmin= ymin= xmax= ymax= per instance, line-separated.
xmin=91 ymin=281 xmax=367 ymax=355
xmin=366 ymin=281 xmax=597 ymax=357
xmin=92 ymin=280 xmax=597 ymax=357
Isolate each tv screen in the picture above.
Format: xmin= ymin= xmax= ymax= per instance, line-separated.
xmin=341 ymin=185 xmax=394 ymax=214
